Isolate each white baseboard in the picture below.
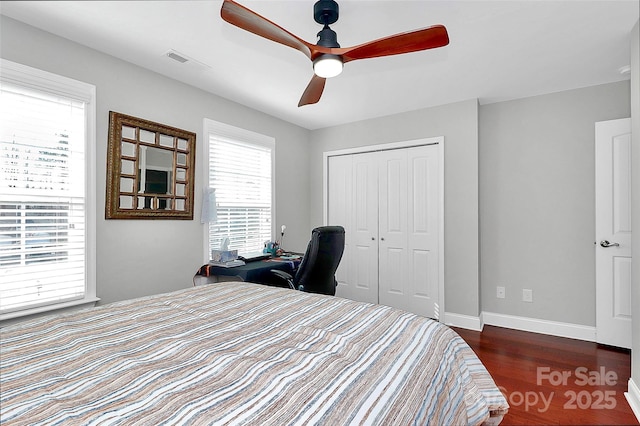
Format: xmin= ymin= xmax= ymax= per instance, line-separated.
xmin=443 ymin=311 xmax=597 ymax=342
xmin=444 ymin=312 xmax=483 ymax=331
xmin=482 ymin=311 xmax=596 ymax=342
xmin=626 ymin=378 xmax=640 ymax=422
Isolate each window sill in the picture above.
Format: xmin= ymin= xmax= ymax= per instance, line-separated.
xmin=0 ymin=297 xmax=100 ymax=327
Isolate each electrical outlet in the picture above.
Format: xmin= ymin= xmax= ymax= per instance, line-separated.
xmin=496 ymin=286 xmax=505 ymax=299
xmin=522 ymin=289 xmax=533 ymax=303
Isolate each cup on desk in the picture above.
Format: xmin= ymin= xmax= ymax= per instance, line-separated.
xmin=264 ymin=242 xmax=278 ymax=256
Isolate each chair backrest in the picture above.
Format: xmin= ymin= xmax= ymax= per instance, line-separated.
xmin=294 ymin=226 xmax=345 ymax=295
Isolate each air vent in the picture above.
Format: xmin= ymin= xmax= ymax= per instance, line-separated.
xmin=166 ymin=50 xmax=189 ymax=63
xmin=164 ymin=49 xmax=211 ymax=71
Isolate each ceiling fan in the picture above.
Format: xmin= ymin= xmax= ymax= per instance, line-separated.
xmin=220 ymin=0 xmax=449 ymax=107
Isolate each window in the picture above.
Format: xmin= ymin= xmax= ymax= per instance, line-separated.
xmin=0 ymin=59 xmax=96 ymax=319
xmin=205 ymin=119 xmax=275 ymax=258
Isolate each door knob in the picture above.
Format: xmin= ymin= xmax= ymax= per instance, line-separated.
xmin=600 ymin=240 xmax=620 ymax=248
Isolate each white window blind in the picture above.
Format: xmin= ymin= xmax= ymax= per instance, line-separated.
xmin=0 ymin=60 xmax=95 ymax=317
xmin=206 ymin=120 xmax=274 ymax=257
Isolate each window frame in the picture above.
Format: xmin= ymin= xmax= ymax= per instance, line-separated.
xmin=203 ymin=118 xmax=275 ymax=262
xmin=0 ymin=59 xmax=97 ymax=321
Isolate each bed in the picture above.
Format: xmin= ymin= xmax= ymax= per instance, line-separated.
xmin=1 ymin=282 xmax=508 ymax=425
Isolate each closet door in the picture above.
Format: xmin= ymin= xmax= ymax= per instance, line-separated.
xmin=329 ymin=153 xmax=378 ymax=304
xmin=377 ymin=145 xmax=439 ymax=318
xmin=348 ymin=152 xmax=379 ymax=304
xmin=378 ymin=149 xmax=409 ymax=310
xmin=328 ymin=144 xmax=440 ymax=319
xmin=405 ymin=145 xmax=440 ymax=319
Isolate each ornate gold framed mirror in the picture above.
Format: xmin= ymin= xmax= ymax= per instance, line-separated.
xmin=105 ymin=112 xmax=196 ymax=219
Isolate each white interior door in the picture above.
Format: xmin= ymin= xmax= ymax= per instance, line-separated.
xmin=378 ymin=146 xmax=440 ymax=319
xmin=378 ymin=149 xmax=409 ymax=310
xmin=330 ymin=152 xmax=379 ymax=304
xmin=406 ymin=145 xmax=440 ymax=318
xmin=595 ymin=118 xmax=632 ymax=349
xmin=351 ymin=152 xmax=379 ymax=304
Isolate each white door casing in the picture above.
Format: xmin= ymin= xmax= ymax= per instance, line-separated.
xmin=595 ymin=118 xmax=632 ymax=349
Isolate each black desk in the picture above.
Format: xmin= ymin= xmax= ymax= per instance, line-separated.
xmin=196 ymin=257 xmax=301 ymax=288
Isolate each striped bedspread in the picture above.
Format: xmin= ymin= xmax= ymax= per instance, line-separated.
xmin=1 ymin=282 xmax=508 ymax=425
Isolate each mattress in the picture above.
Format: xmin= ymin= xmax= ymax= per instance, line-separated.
xmin=1 ymin=282 xmax=508 ymax=425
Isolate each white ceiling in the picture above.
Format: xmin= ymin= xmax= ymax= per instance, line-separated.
xmin=1 ymin=1 xmax=637 ymax=130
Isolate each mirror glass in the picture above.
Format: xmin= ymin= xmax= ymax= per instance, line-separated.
xmin=122 ymin=126 xmax=136 ymax=140
xmin=121 ymin=141 xmax=136 ymax=157
xmin=138 ymin=146 xmax=173 ymax=195
xmin=106 ymin=111 xmax=196 ymax=219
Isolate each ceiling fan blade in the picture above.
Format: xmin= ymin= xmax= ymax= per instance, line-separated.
xmin=298 ymin=75 xmax=326 ymax=107
xmin=221 ymin=0 xmax=313 ymax=59
xmin=341 ymin=25 xmax=449 ymax=63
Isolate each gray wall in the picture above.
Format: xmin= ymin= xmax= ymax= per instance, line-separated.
xmin=309 ymin=100 xmax=481 ymax=317
xmin=630 ymin=20 xmax=640 ymax=392
xmin=1 ymin=16 xmax=311 ymax=305
xmin=479 ymin=82 xmax=630 ymax=325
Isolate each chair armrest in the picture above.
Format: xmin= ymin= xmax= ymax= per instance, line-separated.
xmin=270 ymin=269 xmax=295 ymax=290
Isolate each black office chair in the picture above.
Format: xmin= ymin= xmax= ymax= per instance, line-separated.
xmin=271 ymin=226 xmax=345 ymax=296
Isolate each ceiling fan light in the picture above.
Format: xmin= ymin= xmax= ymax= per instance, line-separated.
xmin=313 ymin=54 xmax=343 ymax=78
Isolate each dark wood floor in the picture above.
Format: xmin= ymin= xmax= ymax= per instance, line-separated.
xmin=453 ymin=325 xmax=638 ymax=425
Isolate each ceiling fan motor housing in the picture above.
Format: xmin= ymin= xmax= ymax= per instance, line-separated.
xmin=314 ymin=0 xmax=340 ymax=48
xmin=314 ymin=0 xmax=339 ymax=25
xmin=317 ymin=27 xmax=340 ymax=48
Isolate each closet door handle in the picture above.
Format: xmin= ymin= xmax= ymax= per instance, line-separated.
xmin=600 ymin=240 xmax=619 ymax=248
xmin=371 ymin=237 xmax=375 ymax=241
xmin=380 ymin=237 xmax=385 ymax=241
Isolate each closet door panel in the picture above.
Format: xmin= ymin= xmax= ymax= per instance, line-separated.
xmin=349 ymin=152 xmax=379 ymax=304
xmin=406 ymin=145 xmax=440 ymax=319
xmin=378 ymin=149 xmax=409 ymax=310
